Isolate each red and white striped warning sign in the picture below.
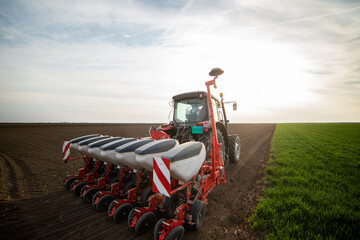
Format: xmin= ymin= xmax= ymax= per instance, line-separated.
xmin=153 ymin=157 xmax=170 ymax=197
xmin=62 ymin=141 xmax=70 ymax=160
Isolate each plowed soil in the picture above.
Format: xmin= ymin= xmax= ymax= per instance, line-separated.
xmin=0 ymin=123 xmax=276 ymax=240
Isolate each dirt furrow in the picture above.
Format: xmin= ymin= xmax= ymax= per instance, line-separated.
xmin=0 ymin=123 xmax=275 ymax=240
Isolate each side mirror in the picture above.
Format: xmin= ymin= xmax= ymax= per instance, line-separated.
xmin=233 ymin=102 xmax=237 ymax=111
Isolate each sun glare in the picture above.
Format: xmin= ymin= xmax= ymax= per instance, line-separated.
xmin=202 ymin=37 xmax=317 ymax=110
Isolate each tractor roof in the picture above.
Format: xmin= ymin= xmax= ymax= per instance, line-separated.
xmin=172 ymin=91 xmax=218 ymax=102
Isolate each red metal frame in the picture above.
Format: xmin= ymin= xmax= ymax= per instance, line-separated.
xmin=92 ymin=167 xmax=133 ymax=205
xmin=108 ymin=170 xmax=153 ymax=218
xmin=205 ymin=76 xmax=226 ymax=185
xmin=80 ymin=163 xmax=117 ymax=198
xmin=63 ymin=156 xmax=94 ymax=186
xmin=70 ymin=159 xmax=111 ymax=192
xmin=151 ymin=130 xmax=171 ymax=140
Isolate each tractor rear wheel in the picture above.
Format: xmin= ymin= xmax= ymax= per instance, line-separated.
xmin=113 ymin=203 xmax=132 ymax=223
xmin=135 ymin=212 xmax=156 ymax=235
xmin=165 ymin=226 xmax=185 ymax=240
xmin=96 ymin=194 xmax=114 ymax=212
xmin=189 ymin=200 xmax=206 ymax=230
xmin=229 ymin=134 xmax=241 ymax=163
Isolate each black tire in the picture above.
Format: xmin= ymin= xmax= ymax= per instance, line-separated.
xmin=165 ymin=226 xmax=185 ymax=240
xmin=99 ymin=171 xmax=106 ymax=178
xmin=79 ymin=184 xmax=88 ymax=197
xmin=128 ymin=207 xmax=140 ymax=232
xmin=62 ymin=176 xmax=68 ymax=185
xmin=82 ymin=187 xmax=99 ymax=203
xmin=92 ymin=191 xmax=101 ymax=208
xmin=108 ymin=200 xmax=116 ymax=216
xmin=70 ymin=180 xmax=77 ymax=192
xmin=164 ymin=193 xmax=181 ymax=218
xmin=96 ymin=194 xmax=114 ymax=212
xmin=73 ymin=182 xmax=87 ymax=196
xmin=229 ymin=134 xmax=241 ymax=163
xmin=64 ymin=177 xmax=78 ymax=190
xmin=154 ymin=218 xmax=166 ymax=240
xmin=134 ymin=212 xmax=156 ymax=235
xmin=113 ymin=203 xmax=133 ymax=223
xmin=189 ymin=200 xmax=206 ymax=230
xmin=123 ymin=180 xmax=136 ymax=194
xmin=110 ymin=176 xmax=120 ymax=184
xmin=141 ymin=186 xmax=154 ymax=206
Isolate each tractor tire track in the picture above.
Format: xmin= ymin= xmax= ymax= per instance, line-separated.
xmin=0 ymin=153 xmax=29 ymax=200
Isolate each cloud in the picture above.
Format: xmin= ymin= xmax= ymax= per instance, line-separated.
xmin=0 ymin=0 xmax=359 ymax=122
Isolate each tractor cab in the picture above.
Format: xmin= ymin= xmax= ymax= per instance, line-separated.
xmin=173 ymin=91 xmax=211 ymax=126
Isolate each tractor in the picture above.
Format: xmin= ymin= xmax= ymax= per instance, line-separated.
xmin=151 ymin=68 xmax=240 ymax=167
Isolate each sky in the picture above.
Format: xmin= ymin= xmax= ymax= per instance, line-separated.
xmin=0 ymin=0 xmax=359 ymax=123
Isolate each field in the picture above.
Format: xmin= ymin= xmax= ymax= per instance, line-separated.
xmin=0 ymin=123 xmax=276 ymax=240
xmin=250 ymin=123 xmax=360 ymax=239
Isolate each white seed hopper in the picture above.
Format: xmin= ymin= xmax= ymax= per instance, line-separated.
xmin=115 ymin=139 xmax=155 ymax=170
xmin=161 ymin=141 xmax=206 ymax=182
xmin=135 ymin=139 xmax=179 ymax=171
xmin=99 ymin=138 xmax=138 ymax=166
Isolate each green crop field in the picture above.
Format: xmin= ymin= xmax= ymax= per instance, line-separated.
xmin=250 ymin=123 xmax=360 ymax=239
